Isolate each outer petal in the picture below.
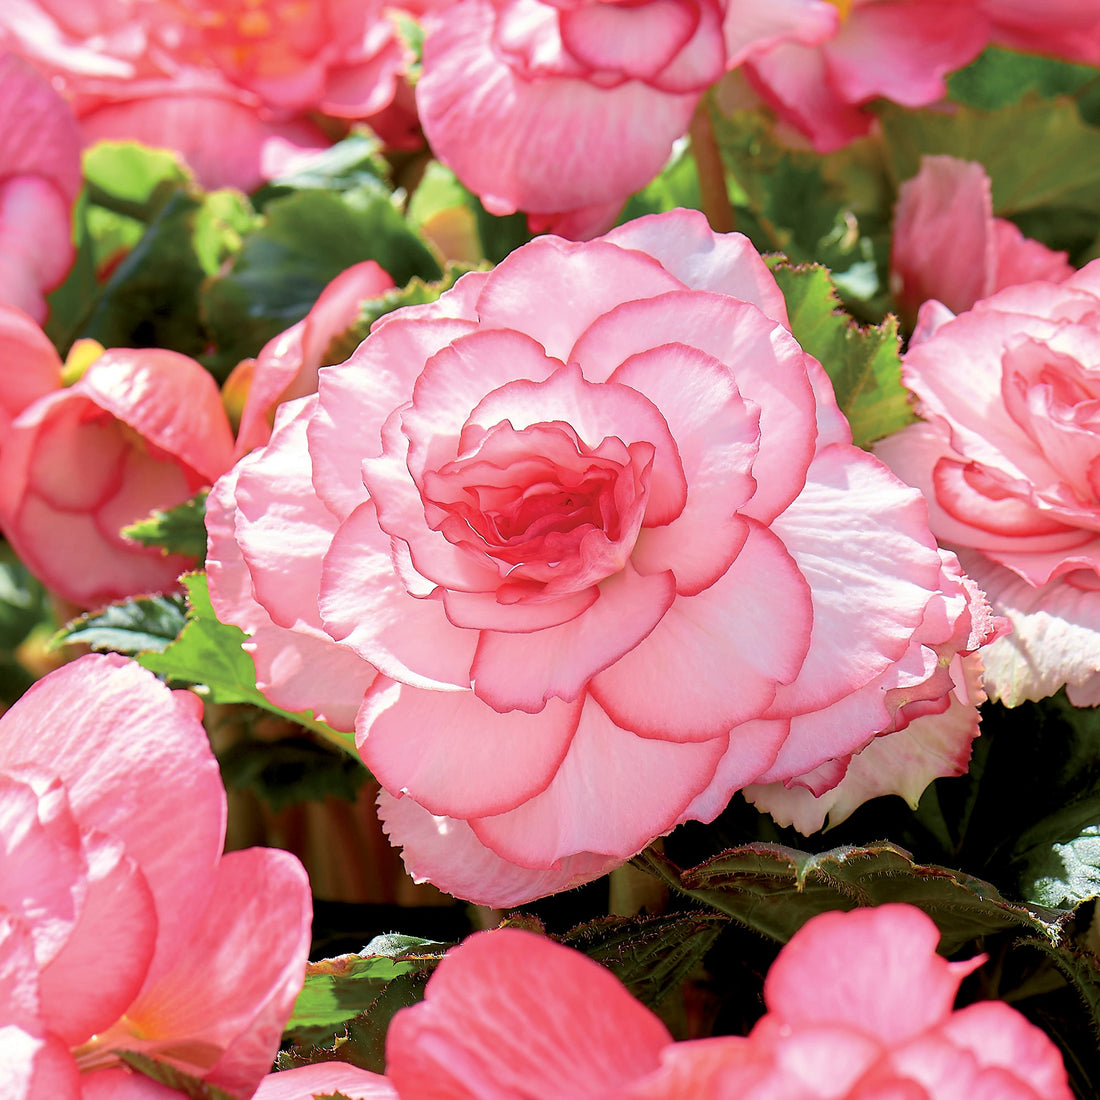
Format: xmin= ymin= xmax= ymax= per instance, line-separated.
xmin=721 ymin=0 xmax=839 ymax=66
xmin=470 ymin=696 xmax=728 ymax=865
xmin=386 ymin=928 xmax=672 ymax=1099
xmin=762 ymin=905 xmax=981 ymax=1043
xmin=358 ymin=678 xmax=581 ymax=819
xmin=377 ymin=790 xmax=620 ymax=907
xmin=0 ymin=305 xmax=62 ymax=434
xmin=0 ymin=655 xmax=226 ymax=995
xmin=253 ymin=1064 xmax=398 ymax=1100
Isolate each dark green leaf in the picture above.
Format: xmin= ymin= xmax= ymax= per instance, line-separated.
xmin=218 ymin=736 xmax=369 ymax=812
xmin=258 ymin=133 xmax=391 ymax=201
xmin=948 ymin=47 xmax=1097 ymax=111
xmin=200 ymin=189 xmax=441 ymax=370
xmin=138 ymin=573 xmax=357 ymax=756
xmin=123 ymin=492 xmax=209 ymax=561
xmin=54 ymin=595 xmax=187 ymax=655
xmin=769 ymin=261 xmax=914 ymax=446
xmin=117 ymin=1052 xmax=237 ymax=1100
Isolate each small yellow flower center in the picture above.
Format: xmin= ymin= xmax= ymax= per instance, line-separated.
xmin=826 ymin=0 xmax=853 ymax=20
xmin=61 ymin=338 xmax=105 ymax=386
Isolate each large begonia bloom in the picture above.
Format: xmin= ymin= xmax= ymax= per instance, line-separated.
xmin=207 ymin=209 xmax=998 ymax=906
xmin=0 ymin=52 xmax=80 ymax=323
xmin=230 ymin=260 xmax=397 ymax=458
xmin=876 ymin=263 xmax=1100 ymax=708
xmin=0 ymin=653 xmax=313 ymax=1098
xmin=256 ymin=911 xmax=1069 ymax=1099
xmin=0 ymin=341 xmax=235 ymax=607
xmin=416 ymin=0 xmax=836 ymax=237
xmin=891 ymin=156 xmax=1073 ymax=328
xmin=0 ymin=0 xmax=408 ymax=190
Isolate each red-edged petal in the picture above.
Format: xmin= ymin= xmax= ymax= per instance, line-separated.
xmin=592 ymin=521 xmax=813 ymax=741
xmin=359 ymin=678 xmax=582 ymax=819
xmin=386 ymin=928 xmax=671 ymax=1099
xmin=377 ymin=790 xmax=620 ymax=906
xmin=471 ymin=696 xmax=727 ymax=865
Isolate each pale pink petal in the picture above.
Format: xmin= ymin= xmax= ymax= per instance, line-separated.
xmin=0 ymin=305 xmax=61 ymax=433
xmin=386 ymin=928 xmax=671 ymax=1099
xmin=358 ymin=678 xmax=581 ymax=819
xmin=114 ymin=848 xmax=311 ymax=1098
xmin=620 ymin=1037 xmax=786 ymax=1099
xmin=767 ymin=445 xmax=945 ymax=716
xmin=601 ymin=210 xmax=790 ymax=326
xmin=474 ymin=235 xmax=685 ymax=363
xmin=472 ymin=565 xmax=676 ymax=712
xmin=0 ymin=655 xmax=225 ymax=994
xmin=319 ymin=500 xmax=478 ymax=690
xmin=746 ymin=653 xmax=985 ymax=834
xmin=78 ymin=1067 xmax=186 ymax=1099
xmin=721 ymin=0 xmax=838 ymax=66
xmin=470 ymin=696 xmax=727 ymax=865
xmin=0 ymin=178 xmax=75 ymax=321
xmin=763 ymin=904 xmax=981 ymax=1042
xmin=990 ymin=219 xmax=1073 ymax=292
xmin=253 ymin=1064 xmax=398 ymax=1100
xmin=592 ymin=522 xmax=813 ymax=741
xmin=378 ymin=790 xmax=620 ymax=907
xmin=418 ymin=0 xmax=701 ymax=221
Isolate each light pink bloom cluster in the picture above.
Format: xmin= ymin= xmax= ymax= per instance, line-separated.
xmin=0 ymin=653 xmax=312 ymax=1098
xmin=207 ymin=209 xmax=998 ymax=906
xmin=743 ymin=0 xmax=1100 ymax=153
xmin=878 ymin=262 xmax=1100 ymax=708
xmin=0 ymin=52 xmax=80 ymax=323
xmin=891 ymin=156 xmax=1073 ymax=329
xmin=0 ymin=0 xmax=412 ymax=190
xmin=416 ymin=0 xmax=839 ymax=237
xmin=251 ymin=906 xmax=1071 ymax=1100
xmin=0 ymin=313 xmax=236 ymax=607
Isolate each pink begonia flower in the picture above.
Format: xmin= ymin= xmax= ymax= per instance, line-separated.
xmin=981 ymin=0 xmax=1100 ymax=65
xmin=0 ymin=653 xmax=313 ymax=1098
xmin=0 ymin=0 xmax=409 ymax=191
xmin=416 ymin=0 xmax=838 ymax=238
xmin=207 ymin=209 xmax=1000 ymax=905
xmin=876 ymin=262 xmax=1100 ymax=708
xmin=0 ymin=52 xmax=80 ymax=323
xmin=229 ymin=260 xmax=397 ymax=459
xmin=891 ymin=156 xmax=1073 ymax=328
xmin=253 ymin=911 xmax=1070 ymax=1099
xmin=0 ymin=339 xmax=235 ymax=607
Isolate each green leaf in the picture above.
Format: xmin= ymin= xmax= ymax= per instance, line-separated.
xmin=218 ymin=736 xmax=369 ymax=812
xmin=561 ymin=913 xmax=727 ymax=1012
xmin=123 ymin=492 xmax=209 ymax=560
xmin=619 ymin=145 xmax=702 ymax=223
xmin=634 ymin=842 xmax=1058 ymax=953
xmin=947 ymin=47 xmax=1097 ymax=112
xmin=879 ymin=96 xmax=1100 ymax=218
xmin=0 ymin=551 xmax=53 ymax=705
xmin=117 ymin=1052 xmax=238 ymax=1100
xmin=258 ymin=132 xmax=391 ymax=201
xmin=769 ymin=261 xmax=914 ymax=446
xmin=288 ymin=935 xmax=447 ymax=1032
xmin=138 ymin=573 xmax=357 ymax=755
xmin=200 ymin=189 xmax=442 ymax=370
xmin=321 ymin=266 xmax=475 ymax=366
xmin=83 ymin=141 xmax=192 ymax=217
xmin=54 ymin=595 xmax=188 ymax=655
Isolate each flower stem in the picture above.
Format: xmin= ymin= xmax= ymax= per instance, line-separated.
xmin=689 ymin=97 xmax=735 ymax=235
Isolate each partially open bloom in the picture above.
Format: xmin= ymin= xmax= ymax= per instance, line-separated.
xmin=0 ymin=653 xmax=313 ymax=1097
xmin=0 ymin=52 xmax=81 ymax=322
xmin=0 ymin=0 xmax=410 ymax=190
xmin=877 ymin=263 xmax=1100 ymax=707
xmin=207 ymin=209 xmax=998 ymax=906
xmin=0 ymin=339 xmax=235 ymax=607
xmin=417 ymin=0 xmax=837 ymax=237
xmin=254 ymin=909 xmax=1071 ymax=1099
xmin=229 ymin=260 xmax=396 ymax=458
xmin=891 ymin=156 xmax=1073 ymax=329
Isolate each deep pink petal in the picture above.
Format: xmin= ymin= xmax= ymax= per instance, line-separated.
xmin=386 ymin=928 xmax=672 ymax=1099
xmin=377 ymin=790 xmax=620 ymax=907
xmin=358 ymin=678 xmax=581 ymax=819
xmin=592 ymin=521 xmax=813 ymax=740
xmin=472 ymin=564 xmax=676 ymax=712
xmin=763 ymin=905 xmax=981 ymax=1042
xmin=470 ymin=696 xmax=727 ymax=865
xmin=0 ymin=655 xmax=225 ymax=996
